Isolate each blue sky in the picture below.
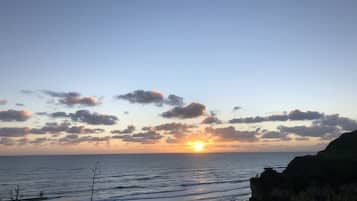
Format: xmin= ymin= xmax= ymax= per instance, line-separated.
xmin=1 ymin=0 xmax=357 ymax=154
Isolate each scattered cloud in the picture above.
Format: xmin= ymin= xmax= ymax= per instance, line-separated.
xmin=164 ymin=94 xmax=184 ymax=106
xmin=0 ymin=138 xmax=16 ymax=146
xmin=0 ymin=122 xmax=105 ymax=138
xmin=261 ymin=131 xmax=291 ymax=141
xmin=50 ymin=112 xmax=70 ymax=118
xmin=153 ymin=122 xmax=194 ymax=134
xmin=20 ymin=89 xmax=35 ymax=95
xmin=29 ymin=137 xmax=48 ymax=144
xmin=116 ymin=90 xmax=184 ymax=106
xmin=66 ymin=126 xmax=104 ymax=134
xmin=70 ymin=110 xmax=118 ymax=125
xmin=117 ymin=90 xmax=164 ymax=105
xmin=319 ymin=132 xmax=341 ymax=141
xmin=288 ymin=110 xmax=324 ymax=120
xmin=161 ymin=102 xmax=206 ymax=119
xmin=42 ymin=90 xmax=79 ymax=98
xmin=201 ymin=116 xmax=222 ymax=124
xmin=205 ymin=126 xmax=258 ymax=142
xmin=111 ymin=125 xmax=136 ymax=134
xmin=261 ymin=131 xmax=286 ymax=139
xmin=278 ymin=125 xmax=339 ymax=137
xmin=233 ymin=106 xmax=241 ymax=111
xmin=0 ymin=134 xmax=111 ymax=146
xmin=313 ymin=114 xmax=357 ymax=131
xmin=229 ymin=109 xmax=324 ymax=124
xmin=58 ymin=135 xmax=110 ymax=145
xmin=140 ymin=123 xmax=196 ymax=144
xmin=295 ymin=137 xmax=310 ymax=141
xmin=17 ymin=138 xmax=28 ymax=145
xmin=42 ymin=90 xmax=100 ymax=106
xmin=61 ymin=96 xmax=99 ymax=107
xmin=30 ymin=122 xmax=71 ymax=134
xmin=113 ymin=131 xmax=162 ymax=144
xmin=0 ymin=110 xmax=31 ymax=122
xmin=0 ymin=100 xmax=7 ymax=105
xmin=30 ymin=122 xmax=105 ymax=134
xmin=0 ymin=127 xmax=30 ymax=137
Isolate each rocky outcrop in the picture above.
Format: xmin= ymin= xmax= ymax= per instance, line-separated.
xmin=249 ymin=130 xmax=357 ymax=201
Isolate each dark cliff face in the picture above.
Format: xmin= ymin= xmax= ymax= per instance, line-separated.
xmin=318 ymin=130 xmax=357 ymax=160
xmin=249 ymin=130 xmax=357 ymax=201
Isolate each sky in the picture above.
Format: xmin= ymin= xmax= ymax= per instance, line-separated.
xmin=1 ymin=0 xmax=357 ymax=155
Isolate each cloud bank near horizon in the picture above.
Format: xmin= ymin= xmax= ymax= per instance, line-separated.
xmin=1 ymin=89 xmax=357 ymax=150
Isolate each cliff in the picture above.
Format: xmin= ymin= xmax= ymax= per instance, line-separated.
xmin=249 ymin=130 xmax=357 ymax=201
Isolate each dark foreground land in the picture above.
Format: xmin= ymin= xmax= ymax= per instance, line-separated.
xmin=249 ymin=130 xmax=357 ymax=201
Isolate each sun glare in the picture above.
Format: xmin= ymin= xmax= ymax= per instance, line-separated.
xmin=189 ymin=141 xmax=206 ymax=152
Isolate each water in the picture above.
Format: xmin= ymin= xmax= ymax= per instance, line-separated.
xmin=0 ymin=152 xmax=311 ymax=201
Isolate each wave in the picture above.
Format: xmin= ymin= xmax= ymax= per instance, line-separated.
xmin=133 ymin=175 xmax=167 ymax=181
xmin=115 ymin=185 xmax=145 ymax=189
xmin=194 ymin=192 xmax=251 ymax=201
xmin=180 ymin=178 xmax=249 ymax=187
xmin=106 ymin=185 xmax=250 ymax=201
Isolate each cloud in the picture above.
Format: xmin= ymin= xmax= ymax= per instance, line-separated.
xmin=0 ymin=100 xmax=7 ymax=105
xmin=50 ymin=112 xmax=70 ymax=118
xmin=140 ymin=123 xmax=196 ymax=144
xmin=116 ymin=90 xmax=184 ymax=106
xmin=201 ymin=116 xmax=222 ymax=124
xmin=152 ymin=122 xmax=194 ymax=134
xmin=205 ymin=126 xmax=258 ymax=142
xmin=0 ymin=127 xmax=30 ymax=137
xmin=58 ymin=135 xmax=110 ymax=145
xmin=0 ymin=138 xmax=15 ymax=146
xmin=17 ymin=138 xmax=28 ymax=145
xmin=278 ymin=125 xmax=339 ymax=137
xmin=117 ymin=90 xmax=164 ymax=105
xmin=295 ymin=137 xmax=310 ymax=141
xmin=113 ymin=131 xmax=162 ymax=144
xmin=61 ymin=96 xmax=99 ymax=107
xmin=261 ymin=131 xmax=291 ymax=141
xmin=70 ymin=110 xmax=118 ymax=125
xmin=261 ymin=131 xmax=286 ymax=139
xmin=42 ymin=90 xmax=100 ymax=106
xmin=229 ymin=109 xmax=324 ymax=124
xmin=313 ymin=114 xmax=357 ymax=131
xmin=161 ymin=102 xmax=206 ymax=119
xmin=233 ymin=106 xmax=242 ymax=111
xmin=0 ymin=110 xmax=31 ymax=122
xmin=319 ymin=132 xmax=341 ymax=141
xmin=42 ymin=90 xmax=79 ymax=98
xmin=36 ymin=112 xmax=48 ymax=116
xmin=164 ymin=94 xmax=184 ymax=106
xmin=111 ymin=125 xmax=136 ymax=134
xmin=66 ymin=126 xmax=104 ymax=134
xmin=30 ymin=122 xmax=105 ymax=134
xmin=288 ymin=110 xmax=324 ymax=120
xmin=0 ymin=122 xmax=105 ymax=140
xmin=16 ymin=103 xmax=24 ymax=107
xmin=30 ymin=122 xmax=70 ymax=134
xmin=0 ymin=137 xmax=43 ymax=146
xmin=29 ymin=137 xmax=48 ymax=144
xmin=20 ymin=89 xmax=35 ymax=94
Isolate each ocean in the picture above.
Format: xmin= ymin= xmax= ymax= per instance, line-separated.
xmin=0 ymin=152 xmax=310 ymax=201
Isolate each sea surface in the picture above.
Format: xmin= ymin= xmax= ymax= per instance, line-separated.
xmin=0 ymin=152 xmax=311 ymax=201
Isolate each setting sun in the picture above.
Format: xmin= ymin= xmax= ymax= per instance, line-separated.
xmin=189 ymin=141 xmax=206 ymax=152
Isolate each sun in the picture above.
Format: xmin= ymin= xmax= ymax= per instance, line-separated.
xmin=189 ymin=141 xmax=206 ymax=152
